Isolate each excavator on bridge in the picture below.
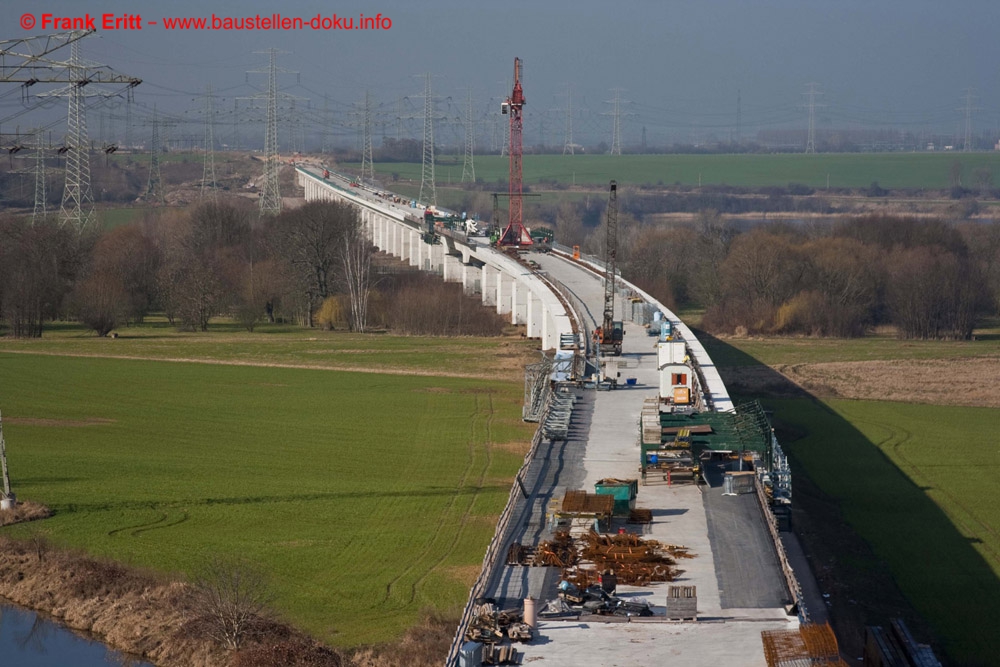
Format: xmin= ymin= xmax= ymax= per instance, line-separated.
xmin=594 ymin=180 xmax=623 ymax=357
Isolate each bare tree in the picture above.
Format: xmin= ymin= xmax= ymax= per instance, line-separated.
xmin=0 ymin=217 xmax=80 ymax=338
xmin=193 ymin=557 xmax=272 ymax=651
xmin=71 ymin=271 xmax=128 ymax=336
xmin=269 ymin=201 xmax=359 ymax=327
xmin=341 ymin=226 xmax=374 ymax=332
xmin=90 ymin=225 xmax=162 ymax=324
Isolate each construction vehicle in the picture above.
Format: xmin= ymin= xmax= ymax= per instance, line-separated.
xmin=595 ymin=181 xmax=623 ymax=356
xmin=421 ymin=209 xmax=441 ymax=245
xmin=530 ymin=227 xmax=554 ymax=252
xmin=594 ymin=321 xmax=624 ymax=356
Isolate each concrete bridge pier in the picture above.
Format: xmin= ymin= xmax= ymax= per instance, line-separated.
xmin=510 ymin=279 xmax=521 ymax=325
xmin=526 ymin=289 xmax=541 ymax=338
xmin=496 ymin=273 xmax=510 ymax=316
xmin=442 ymin=254 xmax=459 ymax=282
xmin=408 ymin=230 xmax=419 ymax=267
xmin=482 ymin=265 xmax=496 ymax=307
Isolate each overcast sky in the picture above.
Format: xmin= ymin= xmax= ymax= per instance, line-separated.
xmin=4 ymin=0 xmax=999 ymax=148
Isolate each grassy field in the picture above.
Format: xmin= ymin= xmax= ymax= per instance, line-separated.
xmin=0 ymin=320 xmax=536 ymax=382
xmin=347 ymin=153 xmax=1000 ymax=190
xmin=97 ymin=207 xmax=144 ymax=229
xmin=0 ymin=332 xmax=536 ymax=647
xmin=770 ymin=399 xmax=1000 ymax=665
xmin=702 ymin=331 xmax=1000 ymax=665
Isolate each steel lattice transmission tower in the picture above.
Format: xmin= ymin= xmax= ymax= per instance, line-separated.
xmin=19 ymin=31 xmax=140 ymax=229
xmin=59 ymin=39 xmax=96 ymax=230
xmin=321 ymin=94 xmax=333 ymax=153
xmin=142 ymin=105 xmax=164 ymax=204
xmin=563 ymin=86 xmax=575 ymax=155
xmin=803 ymin=83 xmax=822 ymax=154
xmin=418 ymin=73 xmax=437 ymax=207
xmin=201 ymin=84 xmax=218 ymax=201
xmin=32 ymin=130 xmax=48 ymax=223
xmin=960 ymin=88 xmax=977 ymax=152
xmin=606 ymin=88 xmax=623 ymax=155
xmin=736 ymin=88 xmax=742 ymax=144
xmin=360 ymin=90 xmax=375 ymax=184
xmin=461 ymin=89 xmax=476 ymax=182
xmin=256 ymin=48 xmax=286 ymax=216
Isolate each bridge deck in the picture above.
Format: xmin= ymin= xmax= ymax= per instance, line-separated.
xmin=496 ymin=254 xmax=795 ymax=665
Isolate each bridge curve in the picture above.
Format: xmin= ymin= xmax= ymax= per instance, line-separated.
xmin=298 ymin=166 xmax=575 ymax=352
xmin=296 ymin=166 xmax=812 ymax=667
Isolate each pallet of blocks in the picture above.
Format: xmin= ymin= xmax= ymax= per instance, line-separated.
xmin=641 ymin=399 xmax=660 ymax=445
xmin=665 ymin=585 xmax=697 ymax=620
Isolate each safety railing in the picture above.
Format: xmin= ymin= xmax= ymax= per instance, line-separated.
xmin=444 ymin=390 xmax=569 ymax=666
xmin=754 ymin=474 xmax=808 ymax=623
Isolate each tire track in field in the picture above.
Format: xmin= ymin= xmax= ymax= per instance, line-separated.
xmin=408 ymin=393 xmax=495 ymax=604
xmin=107 ymin=512 xmax=168 ymax=537
xmin=382 ymin=395 xmax=483 ymax=605
xmin=132 ymin=511 xmax=188 ymax=535
xmin=107 ymin=511 xmax=190 ymax=537
xmin=853 ymin=414 xmax=1000 ymax=566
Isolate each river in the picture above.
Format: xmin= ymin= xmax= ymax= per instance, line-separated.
xmin=0 ymin=601 xmax=153 ymax=666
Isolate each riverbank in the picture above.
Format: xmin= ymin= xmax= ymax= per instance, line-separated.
xmin=0 ymin=526 xmax=343 ymax=666
xmin=0 ymin=507 xmax=455 ymax=666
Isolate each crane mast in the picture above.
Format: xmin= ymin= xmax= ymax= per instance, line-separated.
xmin=594 ymin=180 xmax=623 ymax=357
xmin=603 ymin=180 xmax=618 ymax=332
xmin=499 ymin=57 xmax=532 ymax=247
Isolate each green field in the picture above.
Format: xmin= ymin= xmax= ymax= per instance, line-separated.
xmin=0 ymin=346 xmax=534 ymax=646
xmin=702 ymin=331 xmax=1000 ymax=665
xmin=349 ymin=153 xmax=1000 ymax=190
xmin=0 ymin=320 xmax=531 ymax=381
xmin=97 ymin=207 xmax=144 ymax=229
xmin=771 ymin=399 xmax=1000 ymax=666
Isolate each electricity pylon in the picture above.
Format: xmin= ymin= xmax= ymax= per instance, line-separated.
xmin=360 ymin=90 xmax=375 ymax=184
xmin=142 ymin=105 xmax=164 ymax=204
xmin=24 ymin=31 xmax=140 ymax=231
xmin=802 ymin=83 xmax=823 ymax=154
xmin=201 ymin=84 xmax=218 ymax=201
xmin=32 ymin=130 xmax=47 ymax=223
xmin=461 ymin=89 xmax=476 ymax=182
xmin=247 ymin=48 xmax=294 ymax=216
xmin=418 ymin=73 xmax=437 ymax=207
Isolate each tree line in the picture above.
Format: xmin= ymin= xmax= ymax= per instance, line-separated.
xmin=622 ymin=213 xmax=997 ymax=340
xmin=0 ymin=200 xmax=508 ymax=338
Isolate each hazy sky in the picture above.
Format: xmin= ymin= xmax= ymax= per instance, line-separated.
xmin=4 ymin=0 xmax=998 ymax=147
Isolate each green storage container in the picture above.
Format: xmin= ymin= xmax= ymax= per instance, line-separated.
xmin=594 ymin=479 xmax=638 ymax=517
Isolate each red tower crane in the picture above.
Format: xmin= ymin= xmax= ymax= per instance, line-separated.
xmin=499 ymin=57 xmax=532 ymax=247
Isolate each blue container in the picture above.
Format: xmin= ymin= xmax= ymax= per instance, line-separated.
xmin=626 ymin=378 xmax=637 ymax=386
xmin=649 ymin=453 xmax=658 ymax=465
